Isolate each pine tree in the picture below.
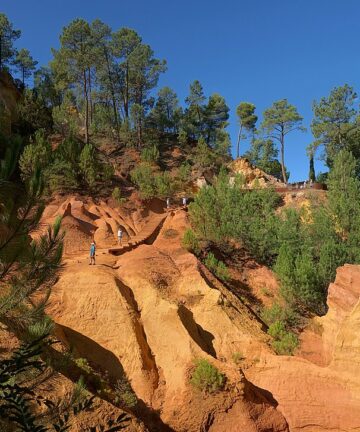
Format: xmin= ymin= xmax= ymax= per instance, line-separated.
xmin=235 ymin=102 xmax=257 ymax=158
xmin=0 ymin=13 xmax=21 ymax=71
xmin=311 ymin=85 xmax=359 ymax=167
xmin=261 ymin=99 xmax=305 ymax=183
xmin=14 ymin=48 xmax=38 ymax=85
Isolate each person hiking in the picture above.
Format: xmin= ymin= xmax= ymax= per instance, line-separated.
xmin=89 ymin=241 xmax=96 ymax=265
xmin=117 ymin=227 xmax=123 ymax=245
xmin=166 ymin=197 xmax=170 ymax=209
xmin=182 ymin=197 xmax=187 ymax=207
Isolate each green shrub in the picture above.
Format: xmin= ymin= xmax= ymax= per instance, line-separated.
xmin=177 ymin=162 xmax=192 ymax=185
xmin=79 ymin=144 xmax=98 ymax=188
xmin=182 ymin=229 xmax=200 ymax=255
xmin=204 ymin=252 xmax=230 ymax=282
xmin=102 ymin=162 xmax=114 ymax=182
xmin=141 ymin=145 xmax=160 ymax=163
xmin=75 ymin=357 xmax=92 ymax=374
xmin=268 ymin=321 xmax=299 ymax=355
xmin=154 ymin=171 xmax=173 ymax=198
xmin=190 ymin=359 xmax=225 ymax=393
xmin=112 ymin=187 xmax=126 ymax=205
xmin=19 ymin=130 xmax=52 ymax=181
xmin=52 ymin=92 xmax=77 ymax=137
xmin=131 ymin=163 xmax=156 ymax=199
xmin=46 ymin=158 xmax=78 ymax=192
xmin=178 ymin=129 xmax=188 ymax=146
xmin=261 ymin=303 xmax=298 ymax=328
xmin=114 ymin=378 xmax=137 ymax=408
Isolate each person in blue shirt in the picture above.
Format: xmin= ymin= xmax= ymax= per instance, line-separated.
xmin=89 ymin=241 xmax=96 ymax=265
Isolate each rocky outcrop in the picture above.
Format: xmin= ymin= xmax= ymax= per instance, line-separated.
xmin=0 ymin=71 xmax=20 ymax=135
xmin=229 ymin=157 xmax=285 ymax=188
xmin=247 ymin=264 xmax=360 ymax=431
xmin=45 ymin=193 xmax=360 ymax=431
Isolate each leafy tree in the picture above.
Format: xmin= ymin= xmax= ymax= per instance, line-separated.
xmin=79 ymin=143 xmax=98 ymax=187
xmin=130 ymin=163 xmax=156 ymax=199
xmin=52 ymin=19 xmax=94 ymax=143
xmin=91 ymin=19 xmax=120 ymax=139
xmin=327 ymin=150 xmax=360 ymax=259
xmin=204 ymin=93 xmax=229 ymax=146
xmin=13 ymin=48 xmax=38 ymax=85
xmin=34 ymin=67 xmax=62 ymax=108
xmin=307 ymin=145 xmax=316 ymax=181
xmin=235 ymin=102 xmax=257 ymax=158
xmin=261 ymin=99 xmax=305 ymax=183
xmin=192 ymin=136 xmax=216 ymax=170
xmin=126 ymin=43 xmax=166 ymax=111
xmin=111 ymin=28 xmax=142 ymax=119
xmin=19 ymin=130 xmax=52 ymax=181
xmin=130 ymin=103 xmax=145 ymax=147
xmin=178 ymin=129 xmax=188 ymax=146
xmin=244 ymin=138 xmax=284 ymax=180
xmin=311 ymin=85 xmax=359 ymax=167
xmin=141 ymin=144 xmax=159 ymax=163
xmin=52 ymin=91 xmax=78 ymax=137
xmin=184 ymin=80 xmax=206 ymax=138
xmin=0 ymin=13 xmax=21 ymax=70
xmin=149 ymin=86 xmax=180 ymax=132
xmin=17 ymin=89 xmax=53 ymax=133
xmin=188 ymin=171 xmax=280 ymax=262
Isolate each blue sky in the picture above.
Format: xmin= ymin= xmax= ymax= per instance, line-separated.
xmin=2 ymin=0 xmax=360 ymax=180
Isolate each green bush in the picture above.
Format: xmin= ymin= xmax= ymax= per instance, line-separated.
xmin=19 ymin=130 xmax=52 ymax=180
xmin=52 ymin=92 xmax=77 ymax=137
xmin=188 ymin=171 xmax=280 ymax=264
xmin=182 ymin=229 xmax=200 ymax=255
xmin=114 ymin=378 xmax=137 ymax=408
xmin=155 ymin=171 xmax=173 ymax=198
xmin=102 ymin=162 xmax=114 ymax=182
xmin=204 ymin=252 xmax=230 ymax=282
xmin=177 ymin=162 xmax=192 ymax=185
xmin=131 ymin=163 xmax=156 ymax=199
xmin=79 ymin=144 xmax=98 ymax=188
xmin=112 ymin=187 xmax=126 ymax=205
xmin=46 ymin=158 xmax=79 ymax=192
xmin=190 ymin=359 xmax=225 ymax=393
xmin=141 ymin=145 xmax=160 ymax=163
xmin=178 ymin=129 xmax=188 ymax=146
xmin=268 ymin=321 xmax=299 ymax=355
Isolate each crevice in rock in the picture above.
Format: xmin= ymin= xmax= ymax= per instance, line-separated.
xmin=115 ymin=278 xmax=160 ymax=390
xmin=178 ymin=304 xmax=217 ymax=358
xmin=144 ymin=216 xmax=167 ymax=245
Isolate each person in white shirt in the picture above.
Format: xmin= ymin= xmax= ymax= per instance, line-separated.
xmin=117 ymin=227 xmax=123 ymax=245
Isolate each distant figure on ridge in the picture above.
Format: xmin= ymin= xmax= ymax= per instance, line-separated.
xmin=117 ymin=227 xmax=123 ymax=245
xmin=182 ymin=197 xmax=187 ymax=208
xmin=166 ymin=197 xmax=170 ymax=209
xmin=89 ymin=241 xmax=96 ymax=265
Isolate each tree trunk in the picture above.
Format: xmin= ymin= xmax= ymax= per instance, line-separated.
xmin=124 ymin=62 xmax=129 ymax=118
xmin=83 ymin=70 xmax=89 ymax=144
xmin=0 ymin=37 xmax=2 ymax=70
xmin=280 ymin=128 xmax=287 ymax=183
xmin=88 ymin=68 xmax=93 ymax=124
xmin=104 ymin=48 xmax=120 ymax=141
xmin=236 ymin=124 xmax=243 ymax=158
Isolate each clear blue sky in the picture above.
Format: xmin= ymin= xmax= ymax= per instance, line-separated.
xmin=2 ymin=0 xmax=360 ymax=180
